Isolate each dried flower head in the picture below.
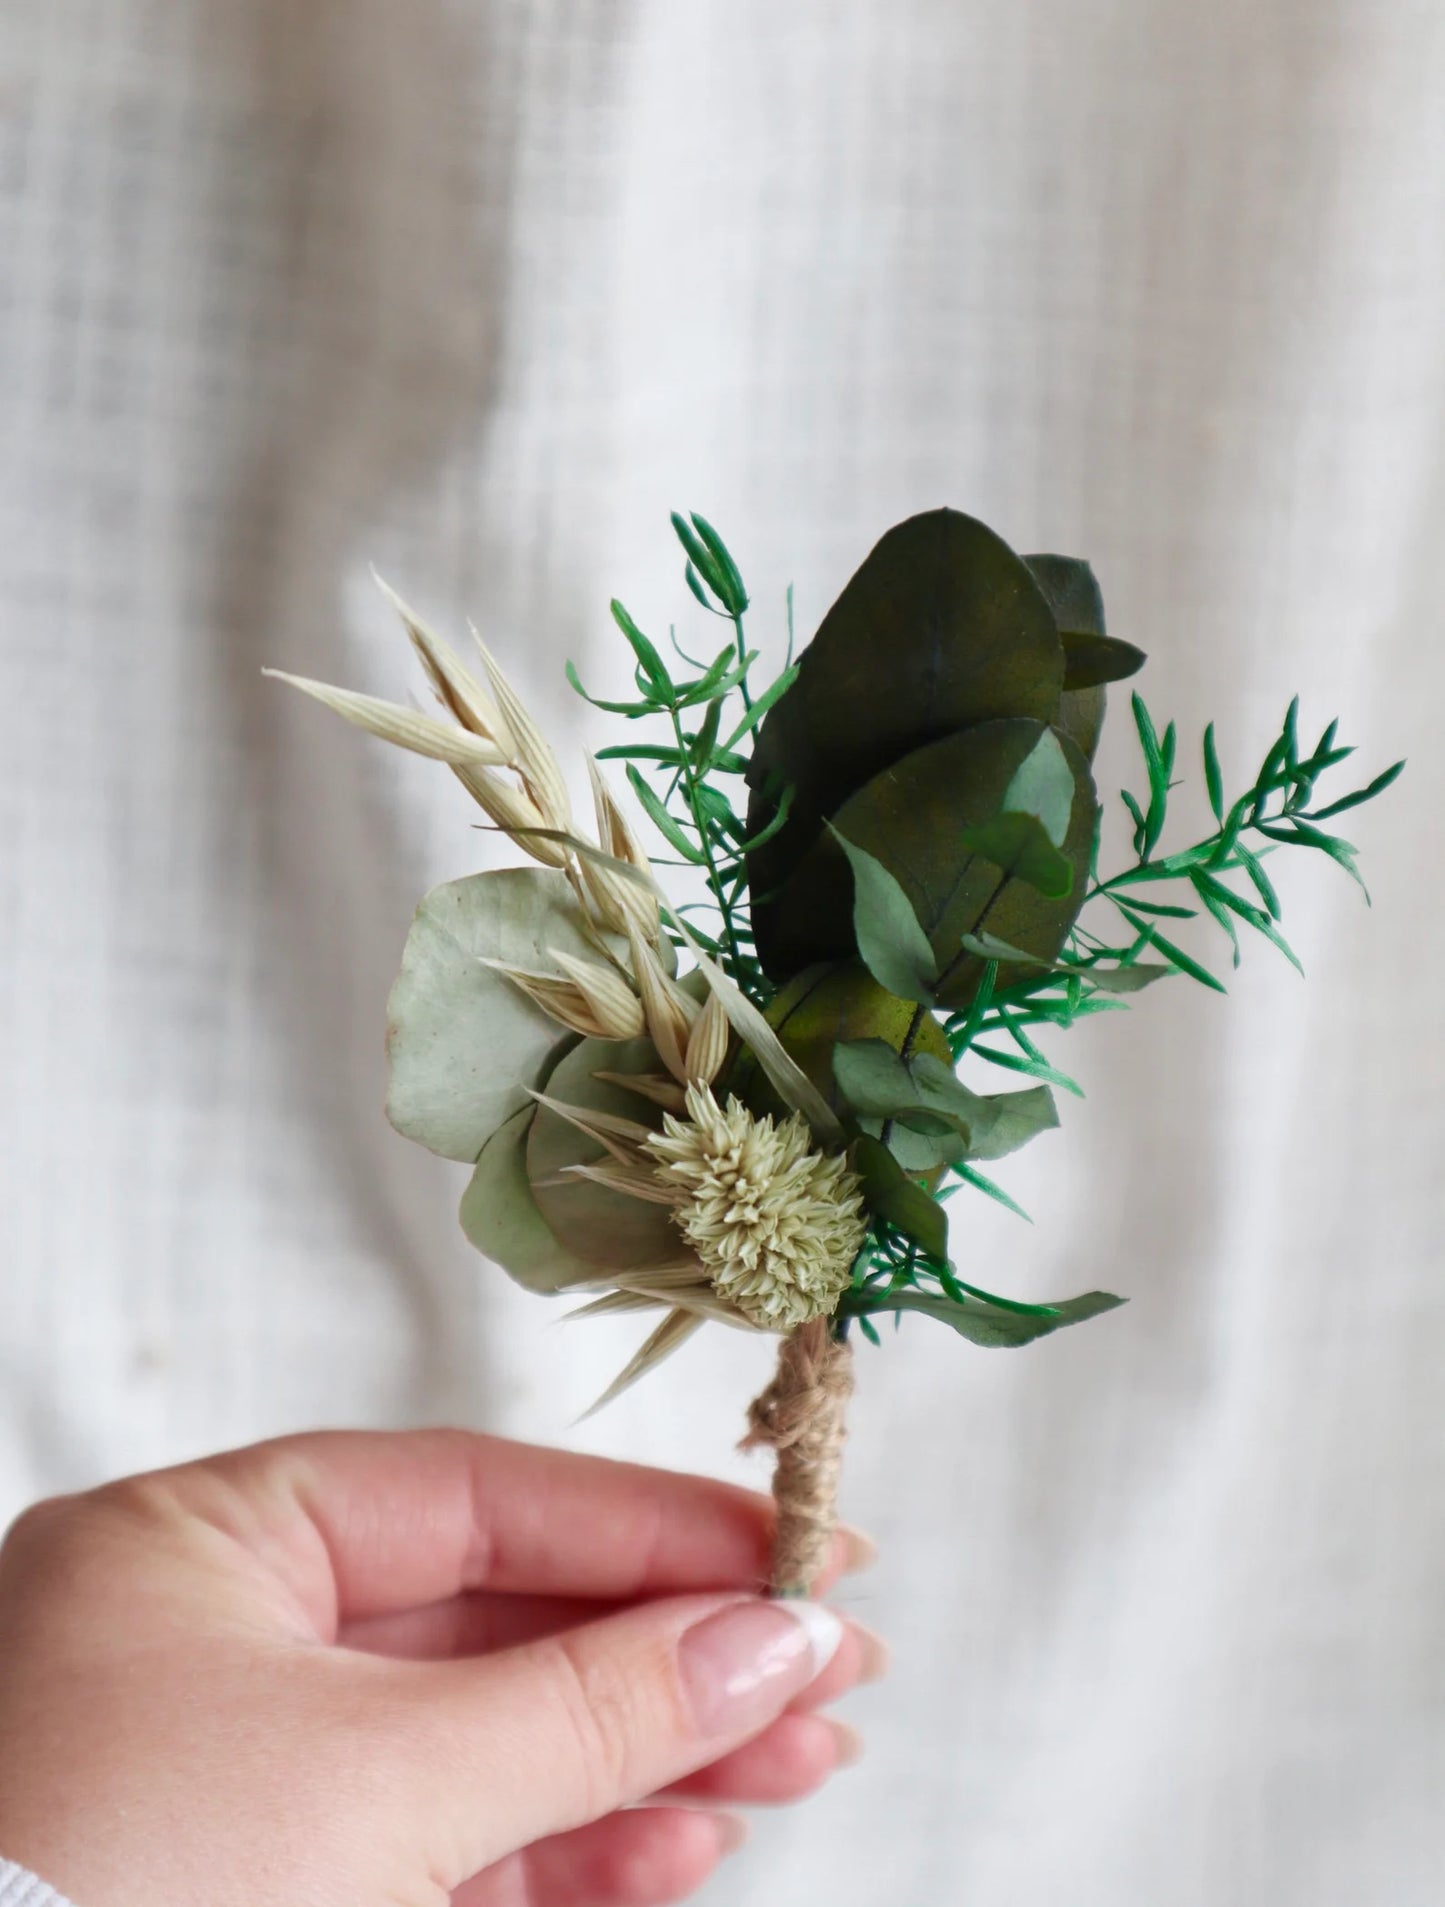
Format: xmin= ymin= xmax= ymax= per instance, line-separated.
xmin=644 ymin=1083 xmax=866 ymax=1331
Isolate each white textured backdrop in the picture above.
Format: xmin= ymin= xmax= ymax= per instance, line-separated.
xmin=1 ymin=4 xmax=1442 ymax=1902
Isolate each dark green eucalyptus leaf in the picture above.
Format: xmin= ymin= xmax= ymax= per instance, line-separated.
xmin=747 ymin=510 xmax=1065 ymax=971
xmin=957 ymin=813 xmax=1074 ymax=898
xmin=851 ymin=1135 xmax=949 ymax=1260
xmin=859 ymin=1287 xmax=1124 ymax=1348
xmin=756 ymin=719 xmax=1098 ymax=1009
xmin=1057 ymin=683 xmax=1107 ymax=763
xmin=1023 ymin=552 xmax=1143 ymax=700
xmin=731 ymin=962 xmax=952 ymax=1118
xmin=830 ymin=826 xmax=938 ymax=1004
xmin=1021 ymin=553 xmax=1106 ymax=636
xmin=1058 ymin=631 xmax=1147 ymax=690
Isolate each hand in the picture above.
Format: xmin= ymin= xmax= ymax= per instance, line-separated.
xmin=0 ymin=1430 xmax=883 ymax=1906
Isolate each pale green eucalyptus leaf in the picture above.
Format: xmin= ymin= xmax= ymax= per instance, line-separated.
xmin=999 ymin=727 xmax=1075 ymax=846
xmin=526 ymin=1036 xmax=687 ymax=1272
xmin=385 ymin=868 xmax=612 ymax=1164
xmin=458 ymin=1105 xmax=603 ymax=1291
xmin=863 ymin=1287 xmax=1124 ymax=1347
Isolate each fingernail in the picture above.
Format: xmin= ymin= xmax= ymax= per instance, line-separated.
xmin=715 ymin=1812 xmax=750 ymax=1856
xmin=838 ymin=1525 xmax=879 ymax=1574
xmin=680 ymin=1600 xmax=844 ymax=1737
xmin=828 ymin=1719 xmax=866 ymax=1768
xmin=851 ymin=1620 xmax=891 ymax=1685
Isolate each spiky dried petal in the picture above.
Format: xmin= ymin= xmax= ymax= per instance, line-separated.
xmin=629 ymin=931 xmax=698 ymax=1083
xmin=373 ymin=574 xmax=516 ymax=750
xmin=471 ymin=626 xmax=572 ymax=832
xmin=684 ymin=985 xmax=731 ymax=1085
xmin=591 ymin=1071 xmax=689 ymax=1113
xmin=548 ymin=948 xmax=645 ymax=1039
xmin=451 ymin=765 xmax=571 ymax=868
xmin=266 ymin=672 xmax=509 ymax=771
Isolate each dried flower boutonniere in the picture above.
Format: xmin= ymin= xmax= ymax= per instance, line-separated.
xmin=270 ymin=510 xmax=1401 ymax=1594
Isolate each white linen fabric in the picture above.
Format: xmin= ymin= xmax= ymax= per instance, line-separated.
xmin=2 ymin=4 xmax=1442 ymax=1902
xmin=0 ymin=1860 xmax=68 ymax=1907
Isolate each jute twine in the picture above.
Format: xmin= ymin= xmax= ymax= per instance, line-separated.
xmin=741 ymin=1315 xmax=854 ymax=1597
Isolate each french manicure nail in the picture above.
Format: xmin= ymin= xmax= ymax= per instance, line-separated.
xmin=680 ymin=1599 xmax=844 ymax=1737
xmin=851 ymin=1620 xmax=891 ymax=1684
xmin=838 ymin=1525 xmax=879 ymax=1574
xmin=828 ymin=1719 xmax=866 ymax=1767
xmin=714 ymin=1813 xmax=750 ymax=1856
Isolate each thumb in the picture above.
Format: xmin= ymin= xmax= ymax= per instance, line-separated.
xmin=399 ymin=1592 xmax=843 ymax=1875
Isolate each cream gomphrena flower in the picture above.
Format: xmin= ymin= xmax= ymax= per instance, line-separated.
xmin=644 ymin=1083 xmax=866 ymax=1331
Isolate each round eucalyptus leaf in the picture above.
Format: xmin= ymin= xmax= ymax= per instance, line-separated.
xmin=754 ymin=720 xmax=1099 ymax=1009
xmin=385 ymin=867 xmax=610 ymax=1164
xmin=1057 ymin=683 xmax=1106 ymax=762
xmin=459 ymin=1104 xmax=603 ymax=1292
xmin=526 ymin=1036 xmax=687 ymax=1271
xmin=747 ymin=510 xmax=1064 ymax=977
xmin=729 ymin=961 xmax=952 ymax=1118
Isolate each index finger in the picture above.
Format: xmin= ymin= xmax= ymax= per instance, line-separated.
xmin=155 ymin=1429 xmax=867 ymax=1635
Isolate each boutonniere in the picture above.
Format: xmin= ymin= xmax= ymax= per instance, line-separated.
xmin=271 ymin=509 xmax=1400 ymax=1594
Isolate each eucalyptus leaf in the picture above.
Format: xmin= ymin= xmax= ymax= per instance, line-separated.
xmin=832 ymin=1039 xmax=935 ymax=1123
xmin=526 ymin=1036 xmax=687 ymax=1271
xmin=859 ymin=1287 xmax=1124 ymax=1347
xmin=1082 ymin=961 xmax=1174 ymax=993
xmin=385 ymin=868 xmax=611 ymax=1164
xmin=730 ymin=961 xmax=952 ymax=1118
xmin=851 ymin=1135 xmax=949 ymax=1260
xmin=459 ymin=1104 xmax=604 ymax=1291
xmin=747 ymin=509 xmax=1065 ymax=973
xmin=908 ymin=1054 xmax=1059 ymax=1160
xmin=1021 ymin=553 xmax=1107 ymax=638
xmin=998 ymin=726 xmax=1075 ymax=845
xmin=755 ymin=719 xmax=1098 ymax=1008
xmin=829 ymin=826 xmax=938 ymax=1003
xmin=957 ymin=813 xmax=1074 ymax=898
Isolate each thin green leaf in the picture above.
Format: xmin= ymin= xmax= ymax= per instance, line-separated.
xmin=625 ymin=764 xmax=707 ymax=864
xmin=1114 ymin=896 xmax=1197 ymax=920
xmin=670 ymin=512 xmax=727 ymax=601
xmin=610 ymin=600 xmax=673 ymax=696
xmin=951 ymin=1163 xmax=1031 ymax=1222
xmin=1203 ymin=722 xmax=1224 ymax=822
xmin=1308 ymin=758 xmax=1405 ymax=821
xmin=1233 ymin=841 xmax=1281 ymax=918
xmin=1120 ymin=788 xmax=1148 ymax=854
xmin=594 ymin=744 xmax=686 ymax=767
xmin=689 ymin=512 xmax=749 ymax=615
xmin=682 ymin=562 xmax=711 ymax=610
xmin=564 ymin=661 xmax=658 ymax=718
xmin=1115 ymin=903 xmax=1226 ymax=992
xmin=969 ymin=1042 xmax=1084 ymax=1096
xmin=722 ymin=662 xmax=799 ymax=749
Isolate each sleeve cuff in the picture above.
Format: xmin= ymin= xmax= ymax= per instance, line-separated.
xmin=0 ymin=1859 xmax=75 ymax=1906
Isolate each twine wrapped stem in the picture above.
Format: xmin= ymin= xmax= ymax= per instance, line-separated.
xmin=741 ymin=1315 xmax=854 ymax=1596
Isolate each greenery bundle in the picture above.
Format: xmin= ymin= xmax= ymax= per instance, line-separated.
xmin=271 ymin=508 xmax=1400 ymax=1593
